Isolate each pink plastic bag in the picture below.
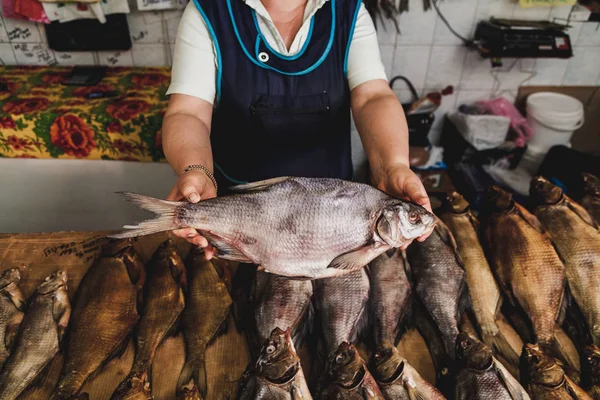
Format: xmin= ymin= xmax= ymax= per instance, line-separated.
xmin=477 ymin=97 xmax=532 ymax=147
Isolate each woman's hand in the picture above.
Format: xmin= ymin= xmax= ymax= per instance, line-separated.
xmin=372 ymin=163 xmax=434 ymax=246
xmin=167 ymin=170 xmax=217 ymax=259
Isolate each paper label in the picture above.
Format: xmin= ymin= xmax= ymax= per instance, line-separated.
xmin=519 ymin=0 xmax=575 ymax=8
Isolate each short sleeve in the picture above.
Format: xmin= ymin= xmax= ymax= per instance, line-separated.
xmin=346 ymin=4 xmax=388 ymax=90
xmin=166 ymin=2 xmax=218 ymax=104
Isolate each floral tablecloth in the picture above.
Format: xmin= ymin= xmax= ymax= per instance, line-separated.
xmin=0 ymin=66 xmax=168 ymax=162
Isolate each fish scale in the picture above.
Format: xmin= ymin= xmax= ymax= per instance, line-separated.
xmin=111 ymin=177 xmax=436 ymax=280
xmin=0 ymin=268 xmax=25 ymax=368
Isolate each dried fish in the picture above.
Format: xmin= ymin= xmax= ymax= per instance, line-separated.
xmin=582 ymin=345 xmax=600 ymax=399
xmin=406 ymin=218 xmax=468 ymax=360
xmin=52 ymin=239 xmax=145 ymax=399
xmin=110 ymin=177 xmax=436 ymax=279
xmin=581 ymin=173 xmax=600 ymax=223
xmin=483 ymin=186 xmax=572 ymax=368
xmin=0 ymin=270 xmax=70 ymax=400
xmin=177 ymin=247 xmax=232 ymax=399
xmin=0 ymin=268 xmax=25 ymax=368
xmin=111 ymin=239 xmax=187 ymax=400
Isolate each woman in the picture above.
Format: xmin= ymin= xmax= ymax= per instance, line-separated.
xmin=163 ymin=0 xmax=432 ymax=256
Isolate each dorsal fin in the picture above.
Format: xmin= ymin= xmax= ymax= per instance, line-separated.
xmin=228 ymin=177 xmax=292 ymax=193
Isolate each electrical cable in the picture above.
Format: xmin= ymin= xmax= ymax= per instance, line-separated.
xmin=430 ymin=0 xmax=476 ymax=47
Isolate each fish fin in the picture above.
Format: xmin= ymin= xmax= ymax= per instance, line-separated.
xmin=327 ymin=243 xmax=391 ymax=271
xmin=482 ymin=330 xmax=520 ymax=369
xmin=395 ymin=289 xmax=413 ymax=345
xmin=290 ymin=383 xmax=307 ymax=400
xmin=405 ymin=384 xmax=430 ymax=400
xmin=5 ymin=311 xmax=24 ymax=350
xmin=566 ymin=196 xmax=598 ymax=228
xmin=434 ymin=219 xmax=459 ymax=252
xmin=493 ymin=358 xmax=530 ymax=400
xmin=565 ymin=375 xmax=593 ymax=400
xmin=514 ymin=203 xmax=546 ymax=234
xmin=467 ymin=210 xmax=481 ymax=233
xmin=177 ymin=359 xmax=208 ymax=399
xmin=228 ymin=176 xmax=292 ymax=193
xmin=110 ymin=337 xmax=131 ymax=362
xmin=108 ymin=192 xmax=185 ymax=239
xmin=200 ymin=231 xmax=255 ymax=263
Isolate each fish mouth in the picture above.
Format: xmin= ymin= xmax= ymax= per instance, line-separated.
xmin=530 ymin=176 xmax=563 ymax=204
xmin=264 ymin=361 xmax=300 ymax=385
xmin=376 ymin=359 xmax=405 ymax=384
xmin=0 ymin=268 xmax=20 ymax=289
xmin=444 ymin=192 xmax=469 ymax=214
xmin=102 ymin=238 xmax=134 ymax=257
xmin=336 ymin=365 xmax=367 ymax=390
xmin=486 ymin=185 xmax=514 ymax=211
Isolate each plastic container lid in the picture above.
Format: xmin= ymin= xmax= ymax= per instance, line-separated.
xmin=526 ymin=92 xmax=583 ymax=115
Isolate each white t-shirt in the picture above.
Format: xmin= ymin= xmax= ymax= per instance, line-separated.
xmin=167 ymin=0 xmax=388 ymax=104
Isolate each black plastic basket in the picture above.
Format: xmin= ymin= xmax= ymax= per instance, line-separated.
xmin=390 ymin=75 xmax=435 ymax=147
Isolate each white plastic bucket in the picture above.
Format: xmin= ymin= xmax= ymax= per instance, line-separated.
xmin=526 ymin=92 xmax=584 ymax=154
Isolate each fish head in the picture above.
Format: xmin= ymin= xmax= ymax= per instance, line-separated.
xmin=443 ymin=191 xmax=470 ymax=214
xmin=485 ymin=185 xmax=514 ymax=212
xmin=37 ymin=270 xmax=68 ymax=295
xmin=328 ymin=342 xmax=365 ymax=387
xmin=583 ymin=172 xmax=600 ymax=196
xmin=102 ymin=238 xmax=134 ymax=257
xmin=0 ymin=267 xmax=20 ymax=289
xmin=369 ymin=343 xmax=404 ymax=383
xmin=256 ymin=327 xmax=300 ymax=384
xmin=456 ymin=332 xmax=492 ymax=370
xmin=530 ymin=176 xmax=563 ymax=205
xmin=112 ymin=372 xmax=151 ymax=400
xmin=377 ymin=202 xmax=436 ymax=247
xmin=583 ymin=345 xmax=600 ymax=385
xmin=522 ymin=343 xmax=564 ymax=386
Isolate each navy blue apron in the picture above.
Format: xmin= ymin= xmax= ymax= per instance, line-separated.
xmin=192 ymin=0 xmax=362 ymax=194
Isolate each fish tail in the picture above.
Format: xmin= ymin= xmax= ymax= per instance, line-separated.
xmin=482 ymin=329 xmax=520 ymax=368
xmin=108 ymin=192 xmax=186 ymax=239
xmin=177 ymin=359 xmax=207 ymax=399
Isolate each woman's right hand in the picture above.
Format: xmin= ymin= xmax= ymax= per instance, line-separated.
xmin=167 ymin=170 xmax=217 ymax=259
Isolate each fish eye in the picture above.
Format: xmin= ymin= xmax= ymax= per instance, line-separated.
xmin=441 ymin=367 xmax=449 ymax=375
xmin=266 ymin=345 xmax=276 ymax=354
xmin=335 ymin=354 xmax=343 ymax=364
xmin=374 ymin=353 xmax=381 ymax=360
xmin=408 ymin=211 xmax=421 ymax=224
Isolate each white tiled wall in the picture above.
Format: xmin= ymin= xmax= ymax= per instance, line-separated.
xmin=0 ymin=0 xmax=599 ymax=169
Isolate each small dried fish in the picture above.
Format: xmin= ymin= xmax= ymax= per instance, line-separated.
xmin=0 ymin=268 xmax=25 ymax=368
xmin=582 ymin=345 xmax=600 ymax=399
xmin=253 ymin=272 xmax=313 ymax=353
xmin=370 ymin=343 xmax=446 ymax=399
xmin=530 ymin=176 xmax=600 ymax=347
xmin=52 ymin=239 xmax=145 ymax=399
xmin=368 ymin=249 xmax=411 ymax=347
xmin=521 ymin=343 xmax=592 ymax=400
xmin=110 ymin=177 xmax=436 ymax=279
xmin=455 ymin=333 xmax=529 ymax=400
xmin=0 ymin=270 xmax=70 ymax=400
xmin=581 ymin=173 xmax=600 ymax=223
xmin=314 ymin=269 xmax=370 ymax=355
xmin=111 ymin=239 xmax=187 ymax=400
xmin=406 ymin=218 xmax=469 ymax=360
xmin=483 ymin=186 xmax=572 ymax=369
xmin=318 ymin=342 xmax=384 ymax=399
xmin=177 ymin=247 xmax=232 ymax=399
xmin=440 ymin=192 xmax=520 ymax=367
xmin=238 ymin=327 xmax=312 ymax=400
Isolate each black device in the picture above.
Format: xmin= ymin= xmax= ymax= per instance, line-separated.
xmin=45 ymin=14 xmax=132 ymax=52
xmin=474 ymin=18 xmax=573 ymax=59
xmin=62 ymin=66 xmax=107 ymax=86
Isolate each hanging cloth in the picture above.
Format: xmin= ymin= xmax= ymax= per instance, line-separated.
xmin=13 ymin=0 xmax=50 ymax=23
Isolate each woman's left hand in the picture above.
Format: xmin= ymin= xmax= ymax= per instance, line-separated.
xmin=372 ymin=162 xmax=434 ymax=244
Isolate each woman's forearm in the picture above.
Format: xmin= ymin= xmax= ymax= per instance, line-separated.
xmin=162 ymin=112 xmax=213 ymax=176
xmin=351 ymin=82 xmax=410 ymax=180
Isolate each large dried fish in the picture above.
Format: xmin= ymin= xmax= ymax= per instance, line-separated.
xmin=455 ymin=333 xmax=529 ymax=400
xmin=177 ymin=247 xmax=232 ymax=399
xmin=521 ymin=343 xmax=592 ymax=400
xmin=369 ymin=343 xmax=446 ymax=399
xmin=0 ymin=270 xmax=70 ymax=400
xmin=582 ymin=345 xmax=600 ymax=399
xmin=314 ymin=269 xmax=370 ymax=355
xmin=406 ymin=218 xmax=468 ymax=360
xmin=368 ymin=249 xmax=411 ymax=348
xmin=482 ymin=186 xmax=572 ymax=368
xmin=0 ymin=268 xmax=25 ymax=367
xmin=110 ymin=177 xmax=436 ymax=279
xmin=238 ymin=327 xmax=312 ymax=400
xmin=581 ymin=173 xmax=600 ymax=223
xmin=530 ymin=176 xmax=600 ymax=347
xmin=318 ymin=342 xmax=384 ymax=399
xmin=253 ymin=272 xmax=313 ymax=353
xmin=52 ymin=239 xmax=145 ymax=399
xmin=439 ymin=192 xmax=520 ymax=367
xmin=111 ymin=239 xmax=187 ymax=400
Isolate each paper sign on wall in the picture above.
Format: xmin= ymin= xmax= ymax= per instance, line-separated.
xmin=137 ymin=0 xmax=186 ymax=11
xmin=519 ymin=0 xmax=576 ymax=8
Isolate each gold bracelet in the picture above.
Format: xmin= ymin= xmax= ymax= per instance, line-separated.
xmin=182 ymin=164 xmax=218 ymax=193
